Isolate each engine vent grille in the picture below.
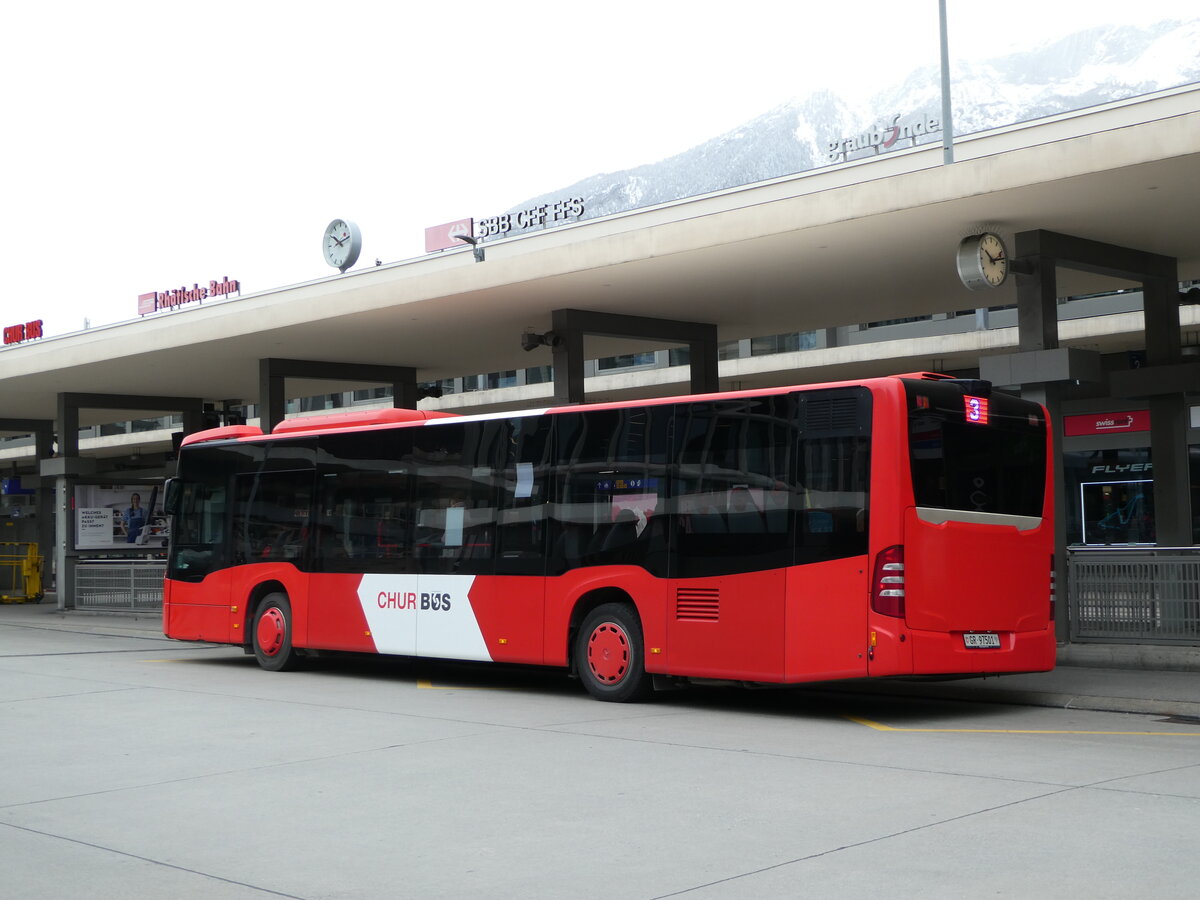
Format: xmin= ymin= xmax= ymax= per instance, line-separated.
xmin=676 ymin=587 xmax=720 ymax=621
xmin=805 ymin=397 xmax=860 ymax=431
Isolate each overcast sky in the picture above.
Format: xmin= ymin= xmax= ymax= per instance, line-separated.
xmin=3 ymin=1 xmax=1196 ymax=338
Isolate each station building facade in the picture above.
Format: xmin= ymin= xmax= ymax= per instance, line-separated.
xmin=2 ymin=85 xmax=1199 ymax=657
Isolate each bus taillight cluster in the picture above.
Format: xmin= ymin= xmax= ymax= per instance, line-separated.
xmin=872 ymin=545 xmax=906 ymax=618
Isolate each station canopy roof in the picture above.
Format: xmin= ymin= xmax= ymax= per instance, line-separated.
xmin=2 ymin=88 xmax=1199 ymax=427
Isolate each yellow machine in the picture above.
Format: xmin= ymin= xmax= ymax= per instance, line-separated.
xmin=0 ymin=542 xmax=43 ymax=602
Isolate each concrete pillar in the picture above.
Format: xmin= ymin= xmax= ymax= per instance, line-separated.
xmin=1013 ymin=238 xmax=1059 ymax=352
xmin=258 ymin=358 xmax=418 ymax=433
xmin=1018 ymin=382 xmax=1071 ymax=642
xmin=548 ymin=308 xmax=718 ymax=405
xmin=258 ymin=363 xmax=287 ymax=434
xmin=1148 ymin=394 xmax=1191 ymax=545
xmin=550 ymin=312 xmax=586 ymax=405
xmin=44 ymin=393 xmax=204 ymax=608
xmin=33 ymin=427 xmax=53 ymax=594
xmin=53 ymin=395 xmax=79 ymax=610
xmin=983 ymin=228 xmax=1184 ymax=640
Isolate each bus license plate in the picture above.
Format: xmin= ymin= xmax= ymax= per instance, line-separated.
xmin=963 ymin=632 xmax=1001 ymax=649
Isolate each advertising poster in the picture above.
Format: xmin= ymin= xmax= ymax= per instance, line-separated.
xmin=74 ymin=484 xmax=169 ymax=550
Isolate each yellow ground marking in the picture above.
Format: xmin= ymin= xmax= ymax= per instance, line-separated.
xmin=417 ymin=678 xmax=505 ymax=691
xmin=143 ymin=658 xmax=200 ymax=662
xmin=846 ymin=715 xmax=1200 ymax=736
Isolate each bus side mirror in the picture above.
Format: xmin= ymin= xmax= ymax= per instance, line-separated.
xmin=163 ymin=478 xmax=181 ymax=516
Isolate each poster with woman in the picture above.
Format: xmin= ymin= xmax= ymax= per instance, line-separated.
xmin=74 ymin=484 xmax=169 ymax=549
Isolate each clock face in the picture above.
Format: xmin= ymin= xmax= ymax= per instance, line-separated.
xmin=323 ymin=219 xmax=362 ymax=271
xmin=956 ymin=232 xmax=1009 ymax=291
xmin=978 ymin=232 xmax=1008 ymax=286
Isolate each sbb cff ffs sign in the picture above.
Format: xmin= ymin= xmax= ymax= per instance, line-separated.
xmin=425 ymin=218 xmax=474 ymax=253
xmin=477 ymin=197 xmax=585 ymax=238
xmin=3 ymin=319 xmax=43 ymax=345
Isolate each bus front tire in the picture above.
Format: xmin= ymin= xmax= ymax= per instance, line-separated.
xmin=252 ymin=593 xmax=300 ymax=672
xmin=575 ymin=602 xmax=652 ymax=702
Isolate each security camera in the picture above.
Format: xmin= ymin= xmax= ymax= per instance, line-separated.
xmin=521 ymin=330 xmax=561 ymax=352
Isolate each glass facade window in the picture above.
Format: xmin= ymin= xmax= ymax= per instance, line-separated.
xmin=866 ymin=314 xmax=932 ymax=328
xmin=420 ymin=379 xmax=458 ymax=397
xmin=597 ymin=352 xmax=656 ymax=371
xmin=717 ymin=341 xmax=742 ymax=361
xmin=750 ymin=332 xmax=817 ymax=356
xmin=297 ymin=393 xmax=345 ymax=412
xmin=487 ymin=370 xmax=519 ymax=390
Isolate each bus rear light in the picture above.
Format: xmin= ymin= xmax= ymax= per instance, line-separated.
xmin=1049 ymin=554 xmax=1056 ymax=622
xmin=871 ymin=545 xmax=905 ymax=618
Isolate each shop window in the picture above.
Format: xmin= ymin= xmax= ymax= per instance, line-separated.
xmin=1063 ymin=448 xmax=1155 ymax=545
xmin=1190 ymin=446 xmax=1200 ymax=545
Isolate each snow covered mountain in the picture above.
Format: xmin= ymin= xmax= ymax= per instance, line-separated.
xmin=504 ymin=19 xmax=1199 ymax=230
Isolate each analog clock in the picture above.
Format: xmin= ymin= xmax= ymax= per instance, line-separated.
xmin=956 ymin=232 xmax=1009 ymax=291
xmin=323 ymin=219 xmax=362 ymax=273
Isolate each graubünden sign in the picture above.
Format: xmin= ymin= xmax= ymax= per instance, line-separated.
xmin=828 ymin=113 xmax=942 ymax=163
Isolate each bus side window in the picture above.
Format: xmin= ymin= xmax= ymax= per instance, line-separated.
xmin=796 ymin=434 xmax=870 ymax=563
xmin=496 ymin=417 xmax=553 ymax=576
xmin=549 ymin=407 xmax=668 ymax=576
xmin=407 ymin=422 xmax=500 ymax=576
xmin=232 ymin=470 xmax=314 ymax=564
xmin=671 ymin=396 xmax=797 ymax=578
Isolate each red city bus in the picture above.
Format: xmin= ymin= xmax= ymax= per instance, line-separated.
xmin=163 ymin=373 xmax=1055 ymax=701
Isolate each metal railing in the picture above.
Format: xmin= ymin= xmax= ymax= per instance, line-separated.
xmin=75 ymin=560 xmax=165 ymax=611
xmin=1068 ymin=548 xmax=1200 ymax=644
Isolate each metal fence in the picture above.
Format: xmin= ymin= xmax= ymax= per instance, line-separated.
xmin=75 ymin=560 xmax=165 ymax=611
xmin=1068 ymin=548 xmax=1200 ymax=644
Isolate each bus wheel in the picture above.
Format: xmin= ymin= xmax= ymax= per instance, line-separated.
xmin=575 ymin=603 xmax=652 ymax=702
xmin=253 ymin=593 xmax=299 ymax=672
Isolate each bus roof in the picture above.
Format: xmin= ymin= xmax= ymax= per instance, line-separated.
xmin=179 ymin=372 xmax=959 ymax=447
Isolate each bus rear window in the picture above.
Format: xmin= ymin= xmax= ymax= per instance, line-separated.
xmin=905 ymin=380 xmax=1046 ymax=517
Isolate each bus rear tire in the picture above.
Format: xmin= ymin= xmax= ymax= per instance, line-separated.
xmin=253 ymin=593 xmax=300 ymax=672
xmin=575 ymin=602 xmax=652 ymax=702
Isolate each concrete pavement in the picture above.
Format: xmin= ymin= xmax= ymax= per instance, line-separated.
xmin=6 ymin=603 xmax=1200 ymax=900
xmin=3 ymin=598 xmax=1196 ymax=719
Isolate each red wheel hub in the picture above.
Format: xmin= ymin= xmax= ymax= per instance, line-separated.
xmin=256 ymin=607 xmax=286 ymax=657
xmin=586 ymin=622 xmax=630 ymax=685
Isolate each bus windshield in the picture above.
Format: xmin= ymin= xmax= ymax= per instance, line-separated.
xmin=904 ymin=379 xmax=1046 ymax=518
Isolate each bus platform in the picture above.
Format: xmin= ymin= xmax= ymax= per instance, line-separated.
xmin=2 ymin=597 xmax=1196 ymax=720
